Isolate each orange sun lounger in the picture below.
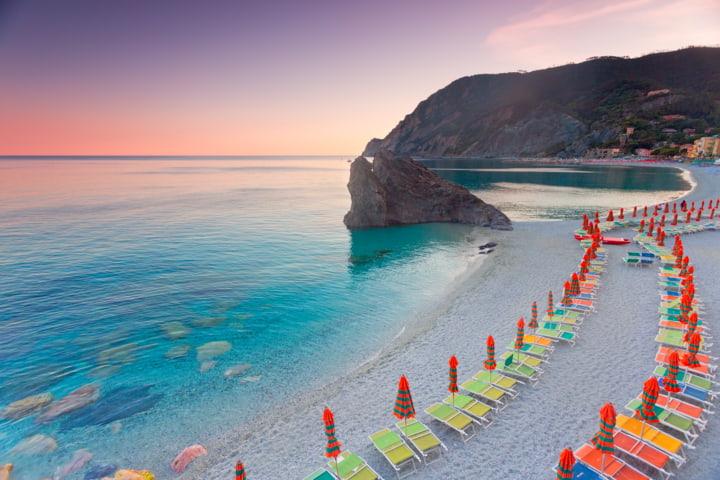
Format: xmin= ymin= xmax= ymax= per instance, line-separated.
xmin=575 ymin=443 xmax=650 ymax=480
xmin=614 ymin=430 xmax=677 ymax=476
xmin=654 ymin=393 xmax=707 ymax=426
xmin=615 ymin=415 xmax=686 ymax=462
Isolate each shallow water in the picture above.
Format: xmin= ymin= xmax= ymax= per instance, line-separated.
xmin=0 ymin=157 xmax=689 ymax=478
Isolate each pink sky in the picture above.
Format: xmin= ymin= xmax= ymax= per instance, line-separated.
xmin=0 ymin=0 xmax=718 ymax=155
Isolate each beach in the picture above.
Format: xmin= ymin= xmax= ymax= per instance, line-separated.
xmin=191 ymin=163 xmax=720 ymax=480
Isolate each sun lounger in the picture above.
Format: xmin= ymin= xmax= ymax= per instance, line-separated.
xmin=656 ymin=350 xmax=716 ymax=378
xmin=574 ymin=443 xmax=650 ymax=480
xmin=614 ymin=430 xmax=678 ymax=478
xmin=328 ymin=451 xmax=383 ymax=480
xmin=443 ymin=393 xmax=494 ymax=427
xmin=304 ymin=468 xmax=336 ymax=480
xmin=459 ymin=379 xmax=510 ymax=409
xmin=499 ymin=351 xmax=544 ymax=368
xmin=496 ymin=354 xmax=542 ymax=384
xmin=505 ymin=341 xmax=551 ymax=360
xmin=625 ymin=399 xmax=699 ymax=444
xmin=615 ymin=415 xmax=686 ymax=464
xmin=424 ymin=403 xmax=476 ymax=442
xmin=650 ymin=392 xmax=708 ymax=428
xmin=523 ymin=334 xmax=555 ymax=348
xmin=534 ymin=326 xmax=576 ymax=345
xmin=369 ymin=428 xmax=419 ymax=479
xmin=394 ymin=418 xmax=446 ymax=464
xmin=654 ymin=332 xmax=712 ymax=351
xmin=657 ymin=377 xmax=714 ymax=408
xmin=653 ymin=366 xmax=716 ymax=391
xmin=472 ymin=370 xmax=520 ymax=395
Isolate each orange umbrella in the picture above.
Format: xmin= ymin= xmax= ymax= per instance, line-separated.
xmin=606 ymin=210 xmax=614 ymax=221
xmin=636 ymin=377 xmax=660 ymax=438
xmin=663 ymin=351 xmax=682 ymax=394
xmin=393 ymin=375 xmax=416 ymax=429
xmin=514 ymin=318 xmax=525 ymax=362
xmin=556 ymin=448 xmax=575 ymax=479
xmin=618 ymin=208 xmax=624 ymax=219
xmin=590 ymin=403 xmax=616 ymax=473
xmin=235 ymin=461 xmax=247 ymax=480
xmin=547 ymin=291 xmax=554 ymax=318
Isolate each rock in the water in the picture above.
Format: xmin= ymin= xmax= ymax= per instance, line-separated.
xmin=0 ymin=464 xmax=12 ymax=480
xmin=54 ymin=448 xmax=93 ymax=480
xmin=343 ymin=149 xmax=512 ymax=230
xmin=36 ymin=385 xmax=100 ymax=424
xmin=192 ymin=316 xmax=227 ymax=328
xmin=4 ymin=363 xmax=75 ymax=401
xmin=87 ymin=364 xmax=122 ymax=379
xmin=170 ymin=445 xmax=207 ymax=473
xmin=239 ymin=375 xmax=261 ymax=383
xmin=97 ymin=343 xmax=138 ymax=365
xmin=84 ymin=464 xmax=117 ymax=480
xmin=196 ymin=341 xmax=231 ymax=361
xmin=199 ymin=360 xmax=217 ymax=373
xmin=1 ymin=392 xmax=54 ymax=420
xmin=223 ymin=364 xmax=250 ymax=378
xmin=159 ymin=322 xmax=190 ymax=340
xmin=163 ymin=344 xmax=191 ymax=359
xmin=61 ymin=385 xmax=162 ymax=430
xmin=9 ymin=434 xmax=57 ymax=455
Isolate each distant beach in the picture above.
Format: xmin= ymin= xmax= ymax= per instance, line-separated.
xmin=196 ymin=163 xmax=720 ymax=480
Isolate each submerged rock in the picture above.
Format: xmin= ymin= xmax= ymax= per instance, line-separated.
xmin=163 ymin=344 xmax=191 ymax=359
xmin=192 ymin=316 xmax=227 ymax=328
xmin=196 ymin=341 xmax=231 ymax=361
xmin=61 ymin=385 xmax=162 ymax=430
xmin=223 ymin=364 xmax=251 ymax=378
xmin=159 ymin=322 xmax=190 ymax=340
xmin=84 ymin=464 xmax=117 ymax=480
xmin=36 ymin=385 xmax=100 ymax=424
xmin=87 ymin=364 xmax=122 ymax=379
xmin=97 ymin=343 xmax=138 ymax=365
xmin=170 ymin=445 xmax=207 ymax=473
xmin=9 ymin=434 xmax=57 ymax=455
xmin=4 ymin=363 xmax=75 ymax=401
xmin=54 ymin=448 xmax=93 ymax=480
xmin=343 ymin=149 xmax=512 ymax=230
xmin=1 ymin=392 xmax=54 ymax=420
xmin=199 ymin=360 xmax=217 ymax=373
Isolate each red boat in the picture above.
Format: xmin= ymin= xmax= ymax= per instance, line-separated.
xmin=574 ymin=234 xmax=631 ymax=245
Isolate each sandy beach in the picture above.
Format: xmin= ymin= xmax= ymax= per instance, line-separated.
xmin=189 ymin=163 xmax=720 ymax=480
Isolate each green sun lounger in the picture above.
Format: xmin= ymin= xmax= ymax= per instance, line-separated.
xmin=655 ymin=366 xmax=716 ymax=391
xmin=303 ymin=468 xmax=335 ymax=480
xmin=625 ymin=399 xmax=699 ymax=444
xmin=425 ymin=403 xmax=476 ymax=442
xmin=472 ymin=370 xmax=520 ymax=394
xmin=534 ymin=328 xmax=576 ymax=345
xmin=499 ymin=351 xmax=544 ymax=369
xmin=369 ymin=428 xmax=418 ymax=478
xmin=443 ymin=393 xmax=493 ymax=426
xmin=496 ymin=355 xmax=542 ymax=384
xmin=328 ymin=451 xmax=381 ymax=480
xmin=504 ymin=342 xmax=550 ymax=360
xmin=395 ymin=418 xmax=446 ymax=464
xmin=459 ymin=379 xmax=510 ymax=409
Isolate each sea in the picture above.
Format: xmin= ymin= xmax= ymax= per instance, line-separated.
xmin=0 ymin=156 xmax=690 ymax=478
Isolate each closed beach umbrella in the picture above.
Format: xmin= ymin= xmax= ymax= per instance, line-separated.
xmin=235 ymin=460 xmax=247 ymax=480
xmin=684 ymin=332 xmax=702 ymax=368
xmin=570 ymin=273 xmax=580 ymax=296
xmin=643 ymin=205 xmax=648 ymax=217
xmin=696 ymin=209 xmax=703 ymax=222
xmin=529 ymin=302 xmax=538 ymax=330
xmin=556 ymin=448 xmax=575 ymax=480
xmin=638 ymin=219 xmax=645 ymax=232
xmin=515 ymin=318 xmax=525 ymax=362
xmin=448 ymin=356 xmax=459 ymax=404
xmin=671 ymin=213 xmax=678 ymax=225
xmin=663 ymin=351 xmax=682 ymax=394
xmin=686 ymin=211 xmax=692 ymax=223
xmin=561 ymin=282 xmax=572 ymax=306
xmin=323 ymin=407 xmax=342 ymax=473
xmin=547 ymin=291 xmax=554 ymax=317
xmin=632 ymin=206 xmax=637 ymax=217
xmin=591 ymin=402 xmax=617 ymax=473
xmin=664 ymin=203 xmax=670 ymax=213
xmin=607 ymin=210 xmax=614 ymax=221
xmin=660 ymin=214 xmax=666 ymax=226
xmin=636 ymin=377 xmax=660 ymax=438
xmin=618 ymin=208 xmax=624 ymax=219
xmin=684 ymin=312 xmax=699 ymax=341
xmin=393 ymin=375 xmax=416 ymax=428
xmin=484 ymin=335 xmax=497 ymax=380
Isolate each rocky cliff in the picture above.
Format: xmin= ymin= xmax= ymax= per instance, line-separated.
xmin=364 ymin=47 xmax=720 ymax=158
xmin=343 ymin=149 xmax=512 ymax=230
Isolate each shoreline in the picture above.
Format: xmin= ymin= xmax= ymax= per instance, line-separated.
xmin=192 ymin=163 xmax=719 ymax=479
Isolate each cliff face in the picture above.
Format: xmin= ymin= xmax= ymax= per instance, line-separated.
xmin=363 ymin=47 xmax=720 ymax=158
xmin=343 ymin=149 xmax=512 ymax=230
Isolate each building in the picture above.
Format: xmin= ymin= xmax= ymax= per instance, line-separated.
xmin=693 ymin=136 xmax=720 ymax=158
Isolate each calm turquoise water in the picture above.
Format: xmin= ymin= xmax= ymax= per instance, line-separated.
xmin=0 ymin=157 xmax=689 ymax=478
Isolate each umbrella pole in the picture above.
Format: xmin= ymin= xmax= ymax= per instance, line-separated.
xmin=335 ymin=457 xmax=339 ymax=475
xmin=601 ymin=453 xmax=605 ymax=473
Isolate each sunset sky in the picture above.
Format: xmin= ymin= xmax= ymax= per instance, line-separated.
xmin=1 ymin=0 xmax=718 ymax=155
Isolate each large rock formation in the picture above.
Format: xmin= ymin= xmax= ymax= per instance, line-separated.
xmin=343 ymin=149 xmax=511 ymax=230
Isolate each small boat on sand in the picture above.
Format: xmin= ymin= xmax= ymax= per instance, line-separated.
xmin=573 ymin=234 xmax=631 ymax=245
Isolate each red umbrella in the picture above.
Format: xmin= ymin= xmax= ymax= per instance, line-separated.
xmin=643 ymin=205 xmax=648 ymax=217
xmin=448 ymin=356 xmax=459 ymax=404
xmin=515 ymin=318 xmax=525 ymax=362
xmin=393 ymin=375 xmax=416 ymax=428
xmin=323 ymin=407 xmax=342 ymax=473
xmin=632 ymin=206 xmax=637 ymax=217
xmin=696 ymin=209 xmax=703 ymax=222
xmin=607 ymin=210 xmax=614 ymax=221
xmin=618 ymin=208 xmax=624 ymax=219
xmin=638 ymin=219 xmax=645 ymax=232
xmin=485 ymin=335 xmax=496 ymax=381
xmin=683 ymin=332 xmax=702 ymax=368
xmin=529 ymin=302 xmax=538 ymax=330
xmin=561 ymin=282 xmax=572 ymax=306
xmin=686 ymin=211 xmax=692 ymax=223
xmin=591 ymin=402 xmax=617 ymax=473
xmin=235 ymin=461 xmax=247 ymax=480
xmin=663 ymin=351 xmax=682 ymax=394
xmin=671 ymin=213 xmax=678 ymax=225
xmin=556 ymin=448 xmax=575 ymax=479
xmin=547 ymin=291 xmax=554 ymax=317
xmin=570 ymin=273 xmax=580 ymax=296
xmin=664 ymin=203 xmax=670 ymax=213
xmin=636 ymin=377 xmax=660 ymax=438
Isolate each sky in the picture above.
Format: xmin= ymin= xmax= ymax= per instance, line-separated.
xmin=0 ymin=0 xmax=718 ymax=155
